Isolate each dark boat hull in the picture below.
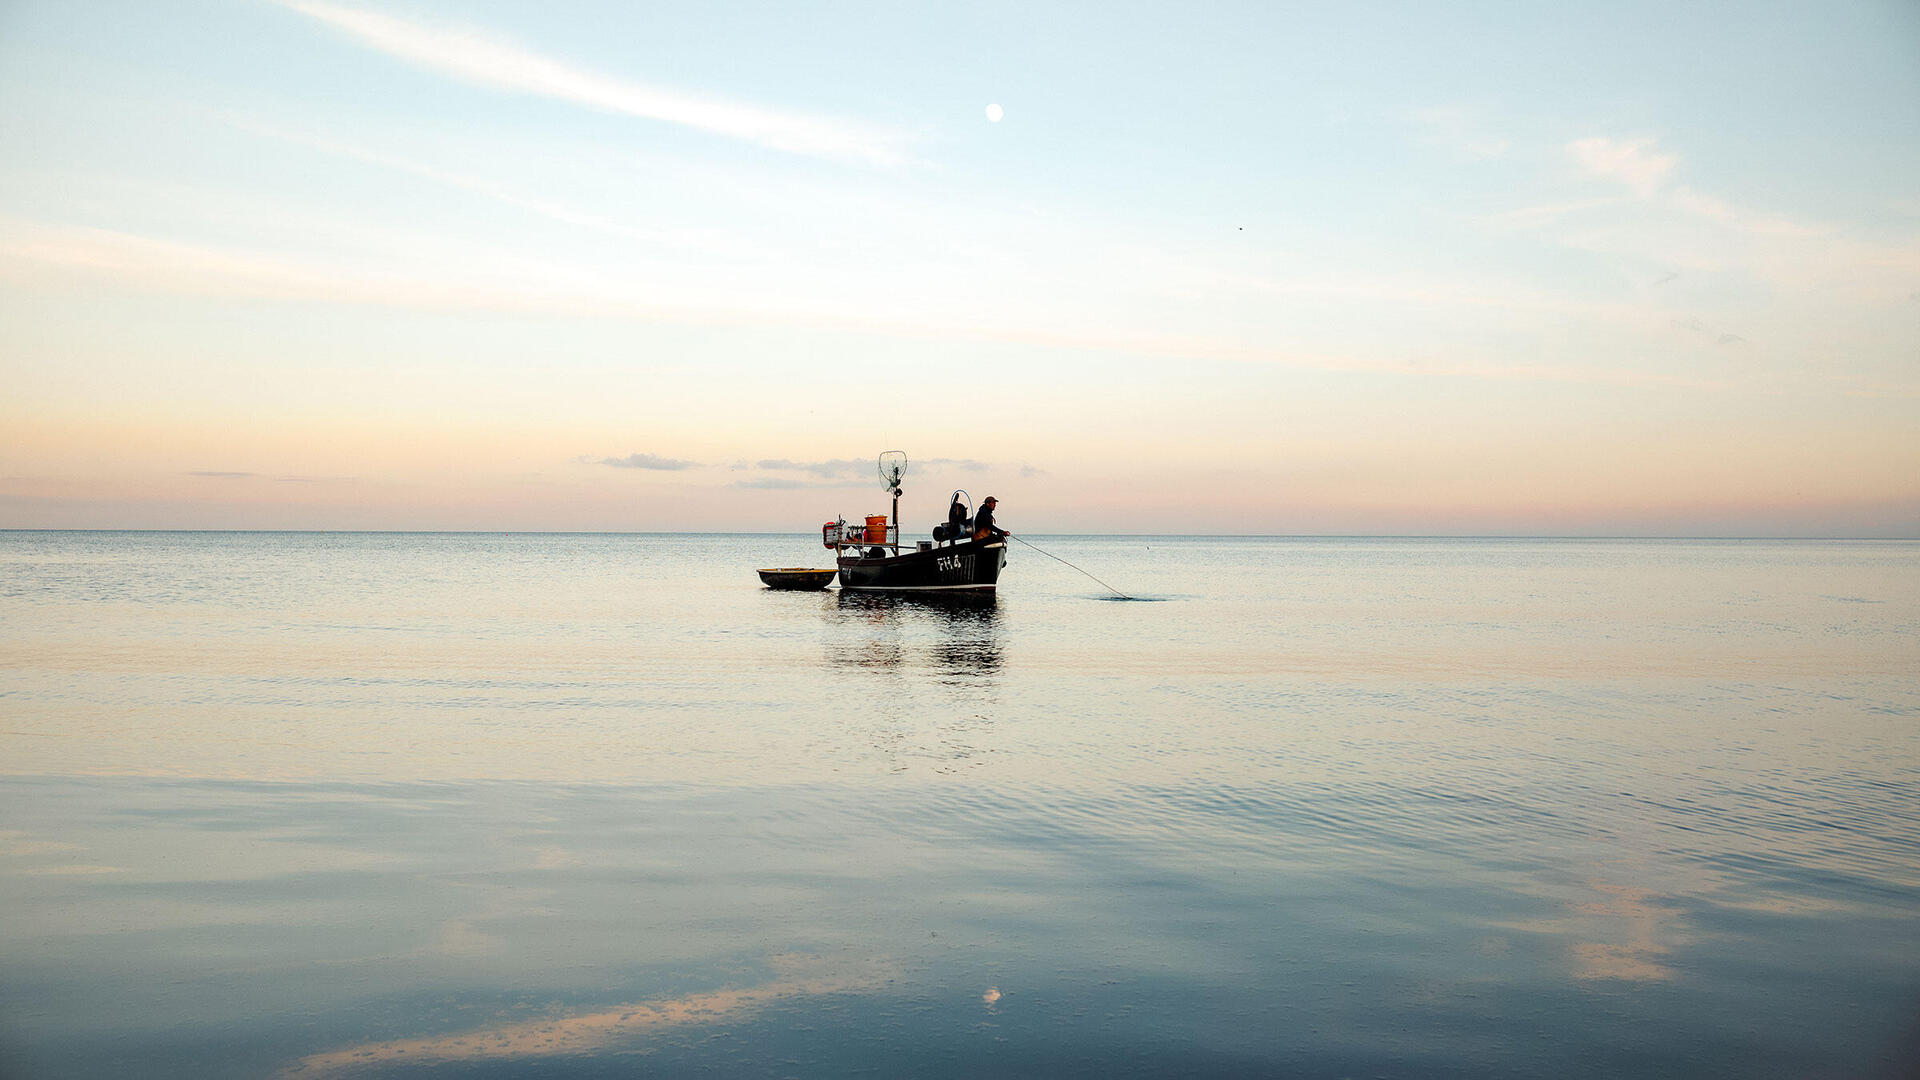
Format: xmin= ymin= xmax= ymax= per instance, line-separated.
xmin=838 ymin=539 xmax=1006 ymax=591
xmin=757 ymin=567 xmax=838 ymax=590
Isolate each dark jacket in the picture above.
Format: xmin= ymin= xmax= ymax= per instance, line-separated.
xmin=974 ymin=504 xmax=1004 ymax=540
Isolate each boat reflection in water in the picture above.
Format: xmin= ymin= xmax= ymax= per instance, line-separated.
xmin=822 ymin=590 xmax=1005 ymax=774
xmin=830 ymin=589 xmax=1003 ymax=678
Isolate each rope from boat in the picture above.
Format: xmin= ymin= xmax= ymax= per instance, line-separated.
xmin=1009 ymin=534 xmax=1133 ymax=599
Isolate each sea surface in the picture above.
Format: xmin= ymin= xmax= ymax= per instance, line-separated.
xmin=1 ymin=532 xmax=1916 ymax=1078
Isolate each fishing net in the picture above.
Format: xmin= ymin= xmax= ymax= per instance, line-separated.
xmin=878 ymin=451 xmax=907 ymax=492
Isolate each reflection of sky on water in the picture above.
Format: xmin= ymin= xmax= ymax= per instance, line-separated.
xmin=2 ymin=535 xmax=1919 ymax=1077
xmin=285 ymin=952 xmax=896 ymax=1075
xmin=9 ymin=769 xmax=1918 ymax=1078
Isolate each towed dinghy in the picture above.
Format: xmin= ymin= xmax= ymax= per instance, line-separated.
xmin=756 ymin=567 xmax=838 ymax=590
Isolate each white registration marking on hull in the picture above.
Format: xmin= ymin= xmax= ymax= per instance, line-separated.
xmin=935 ymin=553 xmax=975 ymax=581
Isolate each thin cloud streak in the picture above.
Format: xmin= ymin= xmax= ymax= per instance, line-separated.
xmin=1504 ymin=141 xmax=1827 ymax=242
xmin=227 ymin=118 xmax=774 ymax=262
xmin=1410 ymin=106 xmax=1509 ymax=160
xmin=0 ymin=218 xmax=695 ymax=315
xmin=277 ymin=1 xmax=910 ymax=167
xmin=234 ymin=120 xmax=661 ymax=244
xmin=734 ymin=477 xmax=867 ymax=490
xmin=0 ymin=219 xmax=1770 ymax=394
xmin=1491 ymin=136 xmax=1919 ymax=305
xmin=187 ymin=471 xmax=355 ymax=483
xmin=745 ymin=458 xmax=996 ymax=487
xmin=1569 ymin=136 xmax=1676 ymax=196
xmin=755 ymin=458 xmax=868 ymax=478
xmin=11 ymin=217 xmax=1913 ymax=399
xmin=590 ymin=453 xmax=699 ymax=470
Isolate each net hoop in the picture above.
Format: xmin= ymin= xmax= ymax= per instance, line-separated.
xmin=877 ymin=450 xmax=907 ymax=491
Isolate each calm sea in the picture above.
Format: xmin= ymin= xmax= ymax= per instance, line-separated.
xmin=1 ymin=532 xmax=1916 ymax=1078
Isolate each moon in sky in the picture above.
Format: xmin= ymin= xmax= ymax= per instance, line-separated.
xmin=985 ymin=103 xmax=1003 ymax=123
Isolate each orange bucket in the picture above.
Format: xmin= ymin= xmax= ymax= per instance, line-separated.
xmin=865 ymin=514 xmax=888 ymax=543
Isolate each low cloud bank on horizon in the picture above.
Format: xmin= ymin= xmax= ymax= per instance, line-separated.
xmin=588 ymin=454 xmax=700 ymax=471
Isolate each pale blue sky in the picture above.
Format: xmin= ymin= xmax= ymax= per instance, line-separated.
xmin=2 ymin=0 xmax=1916 ymax=532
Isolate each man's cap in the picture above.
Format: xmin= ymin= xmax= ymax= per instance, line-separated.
xmin=983 ymin=495 xmax=997 ymax=503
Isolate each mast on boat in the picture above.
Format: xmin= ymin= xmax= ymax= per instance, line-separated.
xmin=879 ymin=451 xmax=906 ymax=553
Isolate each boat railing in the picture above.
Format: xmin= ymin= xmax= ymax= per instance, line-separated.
xmin=826 ymin=523 xmax=902 ymax=553
xmin=828 ymin=522 xmax=980 ymax=555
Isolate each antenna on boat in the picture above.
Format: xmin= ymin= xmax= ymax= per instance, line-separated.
xmin=878 ymin=451 xmax=906 ymax=551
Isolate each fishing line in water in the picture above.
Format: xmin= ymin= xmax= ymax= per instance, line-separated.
xmin=1009 ymin=535 xmax=1136 ymax=600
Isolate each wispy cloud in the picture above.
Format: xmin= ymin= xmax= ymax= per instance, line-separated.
xmin=1485 ymin=196 xmax=1626 ymax=229
xmin=743 ymin=457 xmax=998 ymax=487
xmin=1672 ymin=317 xmax=1747 ymax=346
xmin=187 ymin=471 xmax=354 ymax=483
xmin=1486 ymin=137 xmax=1919 ymax=307
xmin=734 ymin=476 xmax=867 ymax=490
xmin=234 ymin=120 xmax=656 ymax=244
xmin=756 ymin=457 xmax=992 ymax=475
xmin=0 ymin=218 xmax=722 ymax=314
xmin=1665 ymin=187 xmax=1828 ymax=239
xmin=277 ymin=1 xmax=910 ymax=167
xmin=1523 ymin=138 xmax=1827 ymax=240
xmin=589 ymin=453 xmax=699 ymax=470
xmin=228 ymin=119 xmax=788 ymax=265
xmin=755 ymin=458 xmax=868 ymax=478
xmin=0 ymin=219 xmax=1742 ymax=392
xmin=0 ymin=219 xmax=508 ymax=308
xmin=1569 ymin=136 xmax=1676 ymax=197
xmin=12 ymin=216 xmax=1908 ymax=396
xmin=1411 ymin=106 xmax=1509 ymax=160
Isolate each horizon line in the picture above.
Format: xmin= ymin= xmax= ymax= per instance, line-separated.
xmin=1 ymin=529 xmax=1914 ymax=542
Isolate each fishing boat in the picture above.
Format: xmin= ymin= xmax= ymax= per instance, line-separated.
xmin=823 ymin=452 xmax=1008 ymax=591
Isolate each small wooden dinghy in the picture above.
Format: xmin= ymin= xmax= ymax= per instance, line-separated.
xmin=757 ymin=567 xmax=838 ymax=590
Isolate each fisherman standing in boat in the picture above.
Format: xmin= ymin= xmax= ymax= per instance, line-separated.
xmin=945 ymin=494 xmax=970 ymax=546
xmin=973 ymin=496 xmax=1010 ymax=541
